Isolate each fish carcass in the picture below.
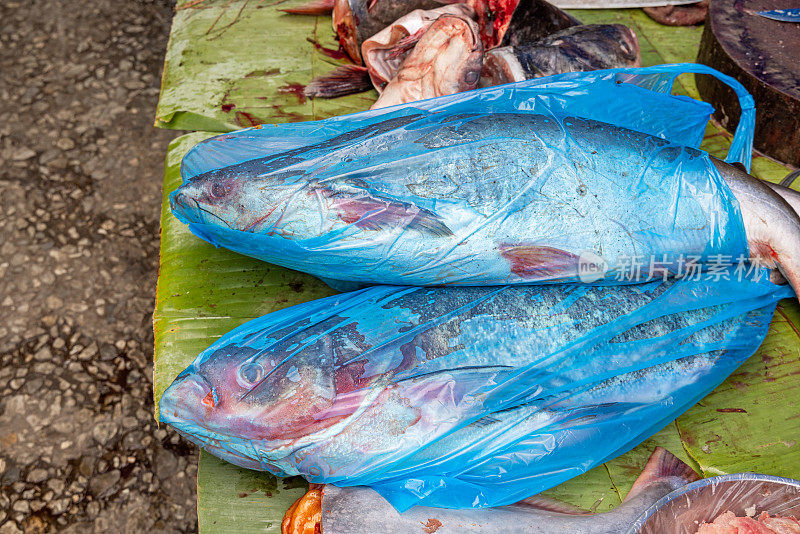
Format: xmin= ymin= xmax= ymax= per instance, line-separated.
xmin=480 ymin=24 xmax=640 ymax=86
xmin=307 ymin=0 xmax=590 ymax=99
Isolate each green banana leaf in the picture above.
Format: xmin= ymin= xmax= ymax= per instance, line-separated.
xmin=154 ymin=4 xmax=800 ymax=532
xmin=156 ymin=0 xmax=377 ymax=131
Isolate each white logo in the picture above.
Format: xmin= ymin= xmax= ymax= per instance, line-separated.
xmin=578 ymin=251 xmax=608 ymax=283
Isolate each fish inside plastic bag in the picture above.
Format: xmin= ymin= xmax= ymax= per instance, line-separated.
xmin=170 ymin=64 xmax=758 ymax=289
xmin=159 ymin=271 xmax=791 ymax=511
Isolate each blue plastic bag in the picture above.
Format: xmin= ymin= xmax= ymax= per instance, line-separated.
xmin=170 ymin=64 xmax=757 ymax=289
xmin=159 ymin=272 xmax=791 ymax=511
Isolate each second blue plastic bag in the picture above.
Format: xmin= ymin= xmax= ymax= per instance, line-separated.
xmin=159 ymin=272 xmax=791 ymax=511
xmin=170 ymin=64 xmax=756 ymax=289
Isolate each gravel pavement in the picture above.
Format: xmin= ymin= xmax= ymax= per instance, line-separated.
xmin=1 ymin=1 xmax=198 ymax=532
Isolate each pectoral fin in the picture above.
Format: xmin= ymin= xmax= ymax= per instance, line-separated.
xmin=500 ymin=244 xmax=580 ymax=280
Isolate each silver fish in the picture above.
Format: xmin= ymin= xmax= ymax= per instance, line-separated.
xmin=170 ymin=111 xmax=800 ymax=296
xmin=282 ymin=447 xmax=701 ymax=533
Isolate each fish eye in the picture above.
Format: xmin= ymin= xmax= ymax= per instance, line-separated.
xmin=210 ymin=181 xmax=229 ymax=199
xmin=237 ymin=362 xmax=264 ymax=388
xmin=463 ymin=69 xmax=480 ymax=86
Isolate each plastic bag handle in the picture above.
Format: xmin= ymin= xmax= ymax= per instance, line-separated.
xmin=613 ymin=63 xmax=756 ymax=172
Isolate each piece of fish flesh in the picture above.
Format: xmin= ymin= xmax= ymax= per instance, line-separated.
xmin=480 ymin=24 xmax=640 ymax=86
xmin=282 ymin=447 xmax=700 ymax=533
xmin=696 ymin=511 xmax=800 ymax=534
xmin=371 ymin=14 xmax=483 ymax=108
xmin=159 ymin=277 xmax=790 ymax=509
xmin=281 ymin=0 xmax=335 ymax=15
xmin=169 ymin=111 xmax=800 ymax=295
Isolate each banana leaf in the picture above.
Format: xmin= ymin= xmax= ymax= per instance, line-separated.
xmin=155 ymin=0 xmax=377 ymax=131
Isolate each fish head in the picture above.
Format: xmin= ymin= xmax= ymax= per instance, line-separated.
xmin=169 ymin=165 xmax=299 ymax=233
xmin=370 ymin=13 xmax=484 ymax=108
xmin=159 ymin=341 xmax=344 ymax=448
xmin=430 ymin=14 xmax=484 ymax=94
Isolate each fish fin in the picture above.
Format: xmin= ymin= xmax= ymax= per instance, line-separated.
xmin=324 ymin=187 xmax=453 ymax=237
xmin=280 ymin=0 xmax=333 ymax=15
xmin=305 ymin=65 xmax=372 ymax=99
xmin=407 ymin=209 xmax=454 ymax=237
xmin=499 ymin=244 xmax=580 ymax=280
xmin=624 ymin=447 xmax=700 ymax=502
xmin=385 ymin=28 xmax=427 ymax=60
xmin=513 ymin=495 xmax=592 ymax=515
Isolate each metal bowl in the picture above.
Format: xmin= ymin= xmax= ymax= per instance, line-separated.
xmin=628 ymin=473 xmax=800 ymax=534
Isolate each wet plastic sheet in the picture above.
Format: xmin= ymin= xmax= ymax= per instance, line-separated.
xmin=170 ymin=64 xmax=757 ymax=289
xmin=159 ymin=274 xmax=793 ymax=511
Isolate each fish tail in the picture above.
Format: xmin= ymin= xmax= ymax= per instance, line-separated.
xmin=280 ymin=0 xmax=334 ymax=15
xmin=625 ymin=447 xmax=700 ymax=501
xmin=305 ymin=65 xmax=372 ymax=99
xmin=499 ymin=244 xmax=580 ymax=280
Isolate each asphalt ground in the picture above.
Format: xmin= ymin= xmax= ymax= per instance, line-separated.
xmin=0 ymin=1 xmax=198 ymax=532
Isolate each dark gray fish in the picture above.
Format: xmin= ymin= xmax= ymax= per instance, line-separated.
xmin=480 ymin=24 xmax=641 ymax=86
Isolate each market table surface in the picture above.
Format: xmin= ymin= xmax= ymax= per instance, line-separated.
xmin=152 ymin=2 xmax=800 ymax=532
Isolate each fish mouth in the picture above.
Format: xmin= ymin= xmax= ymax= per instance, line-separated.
xmin=169 ymin=422 xmax=273 ymax=473
xmin=159 ymin=373 xmax=271 ymax=471
xmin=169 ymin=187 xmax=235 ymax=230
